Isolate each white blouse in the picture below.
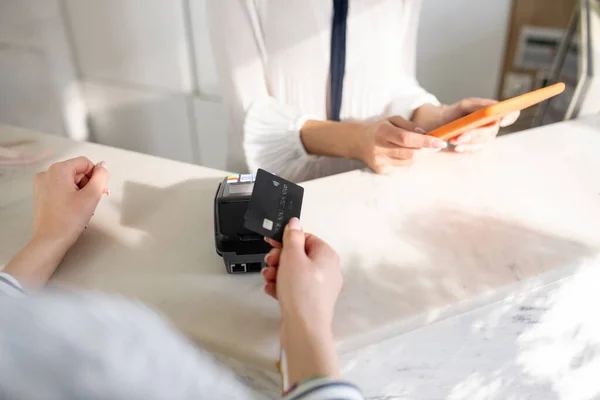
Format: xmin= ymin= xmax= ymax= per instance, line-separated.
xmin=208 ymin=0 xmax=440 ymax=181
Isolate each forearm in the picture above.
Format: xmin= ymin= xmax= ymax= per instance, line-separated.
xmin=3 ymin=236 xmax=67 ymax=289
xmin=282 ymin=320 xmax=340 ymax=385
xmin=300 ymin=120 xmax=366 ymax=160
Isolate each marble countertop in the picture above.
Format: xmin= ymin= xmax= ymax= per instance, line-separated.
xmin=231 ymin=265 xmax=600 ymax=399
xmin=1 ymin=117 xmax=599 ymax=399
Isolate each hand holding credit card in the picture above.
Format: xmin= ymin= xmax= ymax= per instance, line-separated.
xmin=244 ymin=169 xmax=304 ymax=242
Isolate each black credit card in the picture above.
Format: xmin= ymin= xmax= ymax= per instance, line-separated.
xmin=244 ymin=169 xmax=304 ymax=242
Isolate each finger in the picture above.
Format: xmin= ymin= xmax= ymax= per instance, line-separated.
xmin=33 ymin=172 xmax=46 ymax=195
xmin=450 ymin=133 xmax=472 ymax=146
xmin=265 ymin=248 xmax=281 ymax=267
xmin=500 ymin=111 xmax=520 ymax=127
xmin=304 ymin=233 xmax=327 ymax=257
xmin=264 ymin=282 xmax=277 ymax=299
xmin=33 ymin=171 xmax=46 ymax=184
xmin=387 ymin=158 xmax=414 ymax=167
xmin=384 ymin=126 xmax=447 ymax=150
xmin=261 ymin=266 xmax=277 ymax=283
xmin=458 ymin=98 xmax=498 ymax=115
xmin=466 ymin=123 xmax=500 ymax=145
xmin=81 ymin=161 xmax=109 ymax=200
xmin=450 ymin=122 xmax=499 ymax=146
xmin=373 ymin=158 xmax=414 ymax=174
xmin=264 ymin=237 xmax=282 ymax=249
xmin=75 ymin=173 xmax=90 ymax=187
xmin=59 ymin=156 xmax=95 ymax=177
xmin=282 ymin=218 xmax=306 ymax=254
xmin=455 ymin=144 xmax=484 ymax=153
xmin=388 ymin=116 xmax=424 ymax=132
xmin=75 ymin=168 xmax=95 ymax=189
xmin=304 ymin=233 xmax=338 ymax=262
xmin=386 ymin=147 xmax=417 ymax=161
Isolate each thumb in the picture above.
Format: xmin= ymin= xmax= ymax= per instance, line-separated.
xmin=282 ymin=218 xmax=305 ymax=253
xmin=458 ymin=98 xmax=498 ymax=115
xmin=388 ymin=116 xmax=423 ymax=132
xmin=82 ymin=161 xmax=109 ymax=199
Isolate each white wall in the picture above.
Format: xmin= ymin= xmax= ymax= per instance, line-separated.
xmin=417 ymin=0 xmax=512 ymax=104
xmin=64 ymin=0 xmax=227 ymax=169
xmin=0 ymin=0 xmax=511 ymax=169
xmin=0 ymin=0 xmax=227 ymax=170
xmin=0 ymin=0 xmax=83 ymax=137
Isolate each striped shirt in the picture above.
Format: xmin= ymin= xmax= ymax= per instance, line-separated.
xmin=0 ymin=272 xmax=363 ymax=400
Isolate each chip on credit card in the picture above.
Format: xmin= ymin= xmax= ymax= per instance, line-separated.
xmin=244 ymin=169 xmax=304 ymax=242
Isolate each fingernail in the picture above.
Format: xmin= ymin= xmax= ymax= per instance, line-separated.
xmin=420 ymin=148 xmax=442 ymax=153
xmin=500 ymin=119 xmax=511 ymax=128
xmin=455 ymin=134 xmax=471 ymax=144
xmin=287 ymin=217 xmax=302 ymax=231
xmin=264 ymin=253 xmax=270 ymax=264
xmin=97 ymin=161 xmax=108 ymax=170
xmin=433 ymin=139 xmax=448 ymax=149
xmin=415 ymin=127 xmax=426 ymax=134
xmin=455 ymin=146 xmax=465 ymax=153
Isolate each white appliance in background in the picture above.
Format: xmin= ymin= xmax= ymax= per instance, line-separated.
xmin=535 ymin=0 xmax=600 ymax=127
xmin=514 ymin=26 xmax=570 ymax=72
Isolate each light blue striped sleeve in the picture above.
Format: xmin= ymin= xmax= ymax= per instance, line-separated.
xmin=284 ymin=378 xmax=364 ymax=400
xmin=0 ymin=272 xmax=26 ymax=298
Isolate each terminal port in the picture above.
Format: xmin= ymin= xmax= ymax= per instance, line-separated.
xmin=230 ymin=264 xmax=246 ymax=273
xmin=238 ymin=233 xmax=262 ymax=241
xmin=246 ymin=262 xmax=262 ymax=273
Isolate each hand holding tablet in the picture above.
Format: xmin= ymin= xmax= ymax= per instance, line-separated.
xmin=428 ymin=82 xmax=566 ymax=143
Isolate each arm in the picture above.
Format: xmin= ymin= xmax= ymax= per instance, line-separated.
xmin=384 ymin=0 xmax=441 ymax=125
xmin=3 ymin=237 xmax=69 ymax=289
xmin=207 ymin=0 xmax=313 ymax=178
xmin=299 ymin=120 xmax=364 ymax=160
xmin=262 ymin=219 xmax=364 ymax=399
xmin=0 ymin=285 xmax=261 ymax=399
xmin=263 ymin=220 xmax=342 ymax=386
xmin=393 ymin=1 xmax=519 ymax=151
xmin=208 ymin=1 xmax=349 ymax=180
xmin=280 ymin=319 xmax=340 ymax=386
xmin=207 ymin=2 xmax=443 ymax=181
xmin=3 ymin=158 xmax=109 ymax=289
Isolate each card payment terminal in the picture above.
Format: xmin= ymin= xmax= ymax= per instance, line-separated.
xmin=213 ymin=174 xmax=271 ymax=273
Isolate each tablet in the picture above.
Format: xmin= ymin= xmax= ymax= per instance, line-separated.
xmin=428 ymin=82 xmax=566 ymax=141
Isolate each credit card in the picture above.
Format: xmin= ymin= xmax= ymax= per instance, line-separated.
xmin=244 ymin=169 xmax=304 ymax=242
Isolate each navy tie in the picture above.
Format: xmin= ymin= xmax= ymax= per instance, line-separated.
xmin=329 ymin=0 xmax=348 ymax=122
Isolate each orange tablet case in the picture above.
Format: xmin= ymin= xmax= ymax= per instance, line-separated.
xmin=428 ymin=82 xmax=566 ymax=141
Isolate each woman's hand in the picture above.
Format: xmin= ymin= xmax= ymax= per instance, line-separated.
xmin=355 ymin=116 xmax=447 ymax=173
xmin=263 ymin=218 xmax=342 ymax=328
xmin=299 ymin=117 xmax=446 ymax=175
xmin=4 ymin=157 xmax=109 ymax=288
xmin=262 ymin=218 xmax=342 ymax=383
xmin=33 ymin=157 xmax=110 ymax=251
xmin=413 ymin=99 xmax=520 ymax=153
